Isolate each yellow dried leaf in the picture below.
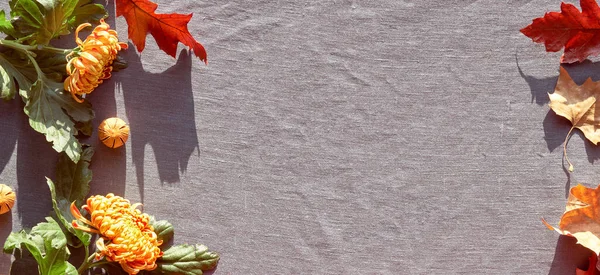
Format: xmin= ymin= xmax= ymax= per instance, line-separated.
xmin=548 ymin=67 xmax=600 ymax=170
xmin=549 ymin=67 xmax=600 ymax=143
xmin=545 ymin=184 xmax=600 ymax=255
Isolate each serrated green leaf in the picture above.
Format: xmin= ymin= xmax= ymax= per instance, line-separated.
xmin=0 ymin=53 xmax=31 ymax=100
xmin=9 ymin=0 xmax=43 ymax=28
xmin=5 ymin=217 xmax=73 ymax=275
xmin=155 ymin=244 xmax=219 ymax=275
xmin=47 ymin=145 xmax=93 ymax=247
xmin=35 ymin=50 xmax=69 ymax=81
xmin=47 ymin=178 xmax=91 ymax=247
xmin=32 ymin=218 xmax=73 ymax=275
xmin=64 ymin=262 xmax=77 ymax=275
xmin=4 ymin=230 xmax=45 ymax=273
xmin=36 ymin=0 xmax=78 ymax=45
xmin=69 ymin=0 xmax=106 ymax=27
xmin=55 ymin=145 xmax=93 ymax=203
xmin=152 ymin=220 xmax=174 ymax=248
xmin=74 ymin=120 xmax=92 ymax=136
xmin=0 ymin=10 xmax=16 ymax=37
xmin=4 ymin=231 xmax=41 ymax=257
xmin=24 ymin=77 xmax=93 ymax=163
xmin=0 ymin=50 xmax=93 ymax=161
xmin=8 ymin=0 xmax=104 ymax=45
xmin=31 ymin=217 xmax=67 ymax=249
xmin=0 ymin=62 xmax=15 ymax=100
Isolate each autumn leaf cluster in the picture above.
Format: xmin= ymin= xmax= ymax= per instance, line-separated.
xmin=0 ymin=0 xmax=218 ymax=274
xmin=521 ymin=0 xmax=600 ymax=273
xmin=0 ymin=0 xmax=207 ymax=163
xmin=4 ymin=148 xmax=219 ymax=274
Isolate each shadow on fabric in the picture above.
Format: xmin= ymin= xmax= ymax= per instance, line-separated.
xmin=516 ymin=57 xmax=600 ymax=106
xmin=118 ymin=46 xmax=199 ymax=199
xmin=542 ymin=110 xmax=571 ymax=153
xmin=15 ymin=110 xmax=56 ymax=229
xmin=517 ymin=61 xmax=555 ymax=105
xmin=0 ymin=212 xmax=12 ymax=272
xmin=542 ymin=105 xmax=600 ymax=174
xmin=534 ymin=64 xmax=600 ymax=187
xmin=548 ymin=235 xmax=593 ymax=275
xmin=0 ymin=99 xmax=19 ymax=174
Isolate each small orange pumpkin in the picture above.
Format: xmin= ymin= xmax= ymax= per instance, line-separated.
xmin=98 ymin=117 xmax=130 ymax=148
xmin=0 ymin=184 xmax=15 ymax=215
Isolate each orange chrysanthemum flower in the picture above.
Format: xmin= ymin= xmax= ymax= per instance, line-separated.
xmin=65 ymin=19 xmax=128 ymax=103
xmin=71 ymin=194 xmax=163 ymax=274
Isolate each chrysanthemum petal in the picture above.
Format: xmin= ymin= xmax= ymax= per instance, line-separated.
xmin=64 ymin=19 xmax=126 ymax=102
xmin=72 ymin=194 xmax=163 ymax=274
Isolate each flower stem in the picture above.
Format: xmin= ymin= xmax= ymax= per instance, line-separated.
xmin=84 ymin=244 xmax=90 ymax=266
xmin=77 ymin=254 xmax=94 ymax=274
xmin=40 ymin=45 xmax=72 ymax=54
xmin=77 ymin=253 xmax=105 ymax=274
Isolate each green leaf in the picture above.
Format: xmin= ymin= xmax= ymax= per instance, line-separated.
xmin=0 ymin=53 xmax=31 ymax=100
xmin=9 ymin=0 xmax=43 ymax=29
xmin=35 ymin=50 xmax=69 ymax=81
xmin=0 ymin=50 xmax=93 ymax=161
xmin=4 ymin=231 xmax=43 ymax=259
xmin=69 ymin=0 xmax=106 ymax=27
xmin=154 ymin=244 xmax=220 ymax=275
xmin=23 ymin=77 xmax=94 ymax=163
xmin=32 ymin=218 xmax=72 ymax=275
xmin=4 ymin=217 xmax=73 ymax=275
xmin=47 ymin=145 xmax=93 ymax=246
xmin=64 ymin=262 xmax=77 ymax=275
xmin=152 ymin=220 xmax=174 ymax=248
xmin=8 ymin=0 xmax=105 ymax=45
xmin=32 ymin=218 xmax=67 ymax=249
xmin=36 ymin=0 xmax=78 ymax=45
xmin=0 ymin=61 xmax=15 ymax=100
xmin=0 ymin=10 xmax=16 ymax=38
xmin=47 ymin=178 xmax=91 ymax=247
xmin=74 ymin=120 xmax=92 ymax=136
xmin=55 ymin=145 xmax=93 ymax=203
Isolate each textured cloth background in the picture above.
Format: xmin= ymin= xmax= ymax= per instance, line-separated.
xmin=0 ymin=0 xmax=591 ymax=274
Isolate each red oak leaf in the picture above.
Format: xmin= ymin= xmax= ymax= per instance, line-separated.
xmin=521 ymin=0 xmax=600 ymax=63
xmin=576 ymin=255 xmax=598 ymax=275
xmin=115 ymin=0 xmax=207 ymax=63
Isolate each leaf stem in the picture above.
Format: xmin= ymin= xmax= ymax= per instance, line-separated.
xmin=0 ymin=39 xmax=71 ymax=54
xmin=563 ymin=126 xmax=575 ymax=172
xmin=23 ymin=51 xmax=44 ymax=80
xmin=0 ymin=40 xmax=72 ymax=79
xmin=0 ymin=40 xmax=44 ymax=79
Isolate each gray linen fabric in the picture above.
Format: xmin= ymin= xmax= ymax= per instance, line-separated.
xmin=0 ymin=0 xmax=590 ymax=274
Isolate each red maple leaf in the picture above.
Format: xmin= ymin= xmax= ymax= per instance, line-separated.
xmin=521 ymin=0 xmax=600 ymax=63
xmin=115 ymin=0 xmax=207 ymax=63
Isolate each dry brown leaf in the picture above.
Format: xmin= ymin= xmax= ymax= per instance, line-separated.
xmin=544 ymin=184 xmax=600 ymax=255
xmin=548 ymin=67 xmax=600 ymax=170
